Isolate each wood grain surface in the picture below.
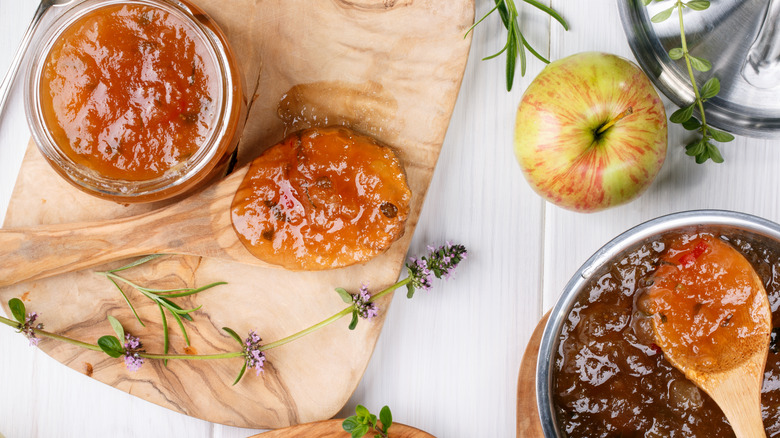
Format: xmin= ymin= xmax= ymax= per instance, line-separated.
xmin=0 ymin=0 xmax=474 ymax=429
xmin=517 ymin=313 xmax=547 ymax=437
xmin=253 ymin=419 xmax=434 ymax=438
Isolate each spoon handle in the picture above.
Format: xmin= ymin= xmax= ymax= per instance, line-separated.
xmin=0 ymin=0 xmax=56 ymax=116
xmin=709 ymin=368 xmax=767 ymax=438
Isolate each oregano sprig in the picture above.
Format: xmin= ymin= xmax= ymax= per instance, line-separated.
xmin=465 ymin=0 xmax=568 ymax=91
xmin=646 ymin=0 xmax=735 ymax=163
xmin=342 ymin=405 xmax=393 ymax=438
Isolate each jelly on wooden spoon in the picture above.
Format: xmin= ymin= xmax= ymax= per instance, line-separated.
xmin=637 ymin=233 xmax=771 ymax=438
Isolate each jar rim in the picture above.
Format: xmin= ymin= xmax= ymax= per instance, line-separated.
xmin=25 ymin=0 xmax=239 ymax=201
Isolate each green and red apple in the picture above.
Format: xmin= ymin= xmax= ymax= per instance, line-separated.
xmin=514 ymin=52 xmax=667 ymax=213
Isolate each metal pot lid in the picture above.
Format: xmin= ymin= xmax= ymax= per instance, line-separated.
xmin=618 ymin=0 xmax=780 ymax=138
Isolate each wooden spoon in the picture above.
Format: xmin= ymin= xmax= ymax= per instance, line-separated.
xmin=252 ymin=419 xmax=435 ymax=437
xmin=0 ymin=166 xmax=269 ymax=288
xmin=638 ymin=233 xmax=771 ymax=438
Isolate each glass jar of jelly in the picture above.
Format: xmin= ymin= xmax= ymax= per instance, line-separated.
xmin=25 ymin=0 xmax=244 ymax=203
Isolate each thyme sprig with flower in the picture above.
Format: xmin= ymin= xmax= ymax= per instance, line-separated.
xmin=2 ymin=243 xmax=468 ymax=385
xmin=96 ymin=254 xmax=226 ymax=360
xmin=466 ymin=0 xmax=568 ymax=91
xmin=646 ymin=0 xmax=735 ymax=163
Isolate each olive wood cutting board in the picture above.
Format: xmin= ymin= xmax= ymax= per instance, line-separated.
xmin=0 ymin=0 xmax=474 ymax=429
xmin=517 ymin=313 xmax=549 ymax=437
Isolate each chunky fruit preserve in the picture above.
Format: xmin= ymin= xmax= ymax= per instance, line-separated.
xmin=553 ymin=231 xmax=780 ymax=437
xmin=40 ymin=3 xmax=219 ymax=181
xmin=231 ymin=127 xmax=411 ymax=271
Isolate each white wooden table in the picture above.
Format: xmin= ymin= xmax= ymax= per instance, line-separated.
xmin=2 ymin=1 xmax=778 ymax=437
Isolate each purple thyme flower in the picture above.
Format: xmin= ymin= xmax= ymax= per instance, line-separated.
xmin=407 ymin=257 xmax=433 ymax=291
xmin=20 ymin=312 xmax=43 ymax=346
xmin=123 ymin=334 xmax=144 ymax=372
xmin=405 ymin=242 xmax=467 ymax=297
xmin=244 ymin=330 xmax=266 ymax=375
xmin=352 ymin=284 xmax=378 ymax=320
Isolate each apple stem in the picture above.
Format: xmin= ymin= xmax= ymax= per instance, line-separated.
xmin=596 ymin=107 xmax=634 ymax=135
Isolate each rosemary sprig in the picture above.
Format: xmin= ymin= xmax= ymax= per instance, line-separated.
xmin=96 ymin=255 xmax=226 ymax=362
xmin=466 ymin=0 xmax=569 ymax=91
xmin=647 ymin=0 xmax=735 ymax=163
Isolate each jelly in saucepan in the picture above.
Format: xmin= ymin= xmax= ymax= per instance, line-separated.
xmin=553 ymin=231 xmax=780 ymax=437
xmin=230 ymin=127 xmax=411 ymax=270
xmin=40 ymin=3 xmax=219 ymax=181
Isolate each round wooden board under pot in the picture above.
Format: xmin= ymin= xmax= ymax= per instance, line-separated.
xmin=253 ymin=419 xmax=435 ymax=437
xmin=517 ymin=313 xmax=549 ymax=437
xmin=0 ymin=0 xmax=474 ymax=429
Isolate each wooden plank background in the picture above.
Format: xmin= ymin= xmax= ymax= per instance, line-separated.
xmin=2 ymin=0 xmax=780 ymax=437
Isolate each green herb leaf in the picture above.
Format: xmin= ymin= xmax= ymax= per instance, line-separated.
xmin=352 ymin=425 xmax=369 ymax=438
xmin=162 ymin=281 xmax=227 ymax=298
xmin=107 ymin=315 xmax=125 ymax=342
xmin=356 ymin=405 xmax=371 ymax=419
xmin=336 ymin=287 xmax=353 ymax=304
xmin=651 ymin=5 xmax=676 ymax=23
xmin=643 ymin=0 xmax=652 ymax=4
xmin=668 ymin=47 xmax=684 ymax=60
xmin=107 ymin=276 xmax=144 ymax=327
xmin=706 ymin=142 xmax=724 ymax=163
xmin=709 ymin=128 xmax=735 ymax=143
xmin=379 ymin=406 xmax=393 ymax=433
xmin=505 ymin=30 xmax=518 ymax=91
xmin=9 ymin=298 xmax=26 ymax=324
xmin=700 ymin=77 xmax=720 ymax=99
xmin=523 ymin=0 xmax=569 ymax=30
xmin=349 ymin=311 xmax=359 ymax=330
xmin=682 ymin=117 xmax=702 ymax=130
xmin=159 ymin=303 xmax=169 ymax=366
xmin=343 ymin=416 xmax=362 ymax=433
xmin=222 ymin=327 xmax=243 ymax=345
xmin=670 ymin=105 xmax=694 ymax=124
xmin=689 ymin=56 xmax=712 ymax=72
xmin=686 ymin=0 xmax=710 ymax=11
xmin=685 ymin=139 xmax=705 ymax=157
xmin=98 ymin=335 xmax=124 ymax=358
xmin=232 ymin=362 xmax=247 ymax=386
xmin=406 ymin=282 xmax=415 ymax=299
xmin=108 ymin=254 xmax=163 ymax=273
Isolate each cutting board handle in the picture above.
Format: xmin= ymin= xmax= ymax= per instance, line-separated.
xmin=0 ymin=212 xmax=176 ymax=288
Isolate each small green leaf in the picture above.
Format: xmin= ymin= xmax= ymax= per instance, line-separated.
xmin=505 ymin=30 xmax=518 ymax=91
xmin=336 ymin=287 xmax=353 ymax=304
xmin=707 ymin=142 xmax=724 ymax=163
xmin=107 ymin=315 xmax=125 ymax=342
xmin=406 ymin=282 xmax=415 ymax=299
xmin=349 ymin=311 xmax=359 ymax=330
xmin=651 ymin=6 xmax=676 ymax=23
xmin=352 ymin=425 xmax=369 ymax=438
xmin=682 ymin=117 xmax=701 ymax=131
xmin=700 ymin=77 xmax=720 ymax=99
xmin=668 ymin=47 xmax=684 ymax=60
xmin=643 ymin=0 xmax=652 ymax=4
xmin=222 ymin=327 xmax=243 ymax=345
xmin=686 ymin=0 xmax=710 ymax=11
xmin=9 ymin=298 xmax=26 ymax=324
xmin=343 ymin=416 xmax=361 ymax=433
xmin=685 ymin=139 xmax=705 ymax=157
xmin=379 ymin=406 xmax=392 ymax=432
xmin=709 ymin=128 xmax=735 ymax=143
xmin=670 ymin=105 xmax=694 ymax=124
xmin=98 ymin=335 xmax=124 ymax=358
xmin=689 ymin=56 xmax=712 ymax=72
xmin=232 ymin=362 xmax=247 ymax=386
xmin=159 ymin=304 xmax=169 ymax=367
xmin=695 ymin=149 xmax=711 ymax=164
xmin=108 ymin=254 xmax=163 ymax=273
xmin=356 ymin=405 xmax=371 ymax=419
